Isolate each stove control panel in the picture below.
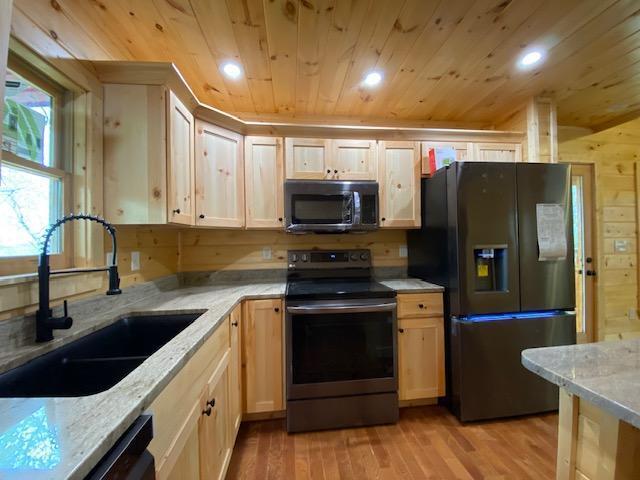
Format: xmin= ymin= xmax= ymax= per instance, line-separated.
xmin=287 ymin=249 xmax=371 ymax=269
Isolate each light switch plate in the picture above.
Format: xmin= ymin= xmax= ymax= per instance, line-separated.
xmin=399 ymin=245 xmax=408 ymax=258
xmin=614 ymin=239 xmax=629 ymax=253
xmin=131 ymin=251 xmax=141 ymax=271
xmin=262 ymin=247 xmax=272 ymax=260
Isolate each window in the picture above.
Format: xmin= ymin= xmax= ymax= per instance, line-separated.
xmin=1 ymin=58 xmax=70 ymax=268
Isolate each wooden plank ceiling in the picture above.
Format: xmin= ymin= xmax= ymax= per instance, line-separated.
xmin=12 ymin=0 xmax=640 ymax=129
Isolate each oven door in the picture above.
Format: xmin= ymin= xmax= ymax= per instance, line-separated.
xmin=286 ymin=298 xmax=397 ymax=400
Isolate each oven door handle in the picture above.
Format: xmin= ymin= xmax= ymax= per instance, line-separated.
xmin=286 ymin=303 xmax=396 ymax=314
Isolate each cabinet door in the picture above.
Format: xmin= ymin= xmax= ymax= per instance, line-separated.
xmin=164 ymin=398 xmax=201 ymax=480
xmin=378 ymin=141 xmax=421 ymax=228
xmin=195 ymin=120 xmax=244 ymax=227
xmin=167 ymin=90 xmax=195 ymax=225
xmin=199 ymin=355 xmax=231 ymax=480
xmin=245 ymin=136 xmax=284 ymax=228
xmin=242 ymin=299 xmax=283 ymax=414
xmin=398 ymin=317 xmax=445 ymax=401
xmin=420 ymin=141 xmax=469 ymax=176
xmin=470 ymin=142 xmax=522 ymax=162
xmin=332 ymin=139 xmax=377 ymax=180
xmin=228 ymin=305 xmax=242 ymax=441
xmin=285 ymin=138 xmax=331 ymax=179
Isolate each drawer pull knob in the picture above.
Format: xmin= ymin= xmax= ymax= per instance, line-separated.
xmin=206 ymin=398 xmax=216 ymax=408
xmin=231 ymin=321 xmax=238 ymax=327
xmin=418 ymin=303 xmax=425 ymax=309
xmin=172 ymin=208 xmax=181 ymax=214
xmin=398 ymin=328 xmax=404 ymax=333
xmin=274 ymin=307 xmax=280 ymax=313
xmin=202 ymin=406 xmax=212 ymax=416
xmin=199 ymin=214 xmax=205 ymax=219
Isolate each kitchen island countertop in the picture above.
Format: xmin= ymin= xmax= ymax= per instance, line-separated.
xmin=522 ymin=338 xmax=640 ymax=429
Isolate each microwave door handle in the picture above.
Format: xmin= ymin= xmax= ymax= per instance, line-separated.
xmin=353 ymin=191 xmax=361 ymax=224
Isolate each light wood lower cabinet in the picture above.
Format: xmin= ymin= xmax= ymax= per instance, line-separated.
xmin=397 ymin=292 xmax=445 ymax=402
xmin=199 ymin=357 xmax=231 ymax=480
xmin=149 ymin=313 xmax=239 ymax=480
xmin=398 ymin=317 xmax=445 ymax=400
xmin=242 ymin=299 xmax=284 ymax=414
xmin=228 ymin=305 xmax=242 ymax=436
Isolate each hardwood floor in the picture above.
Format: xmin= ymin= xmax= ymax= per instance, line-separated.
xmin=227 ymin=406 xmax=558 ymax=480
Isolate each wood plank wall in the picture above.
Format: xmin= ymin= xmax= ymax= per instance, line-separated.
xmin=559 ymin=120 xmax=640 ymax=340
xmin=113 ymin=227 xmax=407 ymax=288
xmin=179 ymin=229 xmax=407 ymax=272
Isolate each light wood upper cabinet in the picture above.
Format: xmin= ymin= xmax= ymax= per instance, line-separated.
xmin=331 ymin=139 xmax=377 ymax=180
xmin=398 ymin=316 xmax=445 ymax=401
xmin=420 ymin=141 xmax=469 ymax=176
xmin=471 ymin=142 xmax=522 ymax=162
xmin=228 ymin=305 xmax=242 ymax=439
xmin=285 ymin=137 xmax=377 ymax=180
xmin=104 ymin=84 xmax=168 ymax=224
xmin=167 ymin=90 xmax=196 ymax=225
xmin=195 ymin=120 xmax=244 ymax=228
xmin=242 ymin=299 xmax=283 ymax=414
xmin=285 ymin=137 xmax=330 ymax=179
xmin=245 ymin=136 xmax=284 ymax=229
xmin=378 ymin=141 xmax=421 ymax=228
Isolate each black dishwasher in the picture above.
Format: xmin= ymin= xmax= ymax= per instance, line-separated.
xmin=85 ymin=414 xmax=155 ymax=480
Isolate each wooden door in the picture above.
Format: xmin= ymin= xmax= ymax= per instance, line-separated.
xmin=571 ymin=164 xmax=596 ymax=343
xmin=332 ymin=139 xmax=377 ymax=180
xmin=285 ymin=137 xmax=331 ymax=179
xmin=164 ymin=406 xmax=201 ymax=480
xmin=245 ymin=136 xmax=284 ymax=228
xmin=195 ymin=120 xmax=244 ymax=228
xmin=378 ymin=141 xmax=421 ymax=228
xmin=167 ymin=90 xmax=195 ymax=225
xmin=470 ymin=142 xmax=522 ymax=162
xmin=242 ymin=299 xmax=283 ymax=414
xmin=398 ymin=317 xmax=445 ymax=400
xmin=199 ymin=356 xmax=231 ymax=480
xmin=228 ymin=305 xmax=242 ymax=441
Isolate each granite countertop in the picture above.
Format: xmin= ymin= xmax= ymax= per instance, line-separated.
xmin=0 ymin=276 xmax=441 ymax=480
xmin=522 ymin=339 xmax=640 ymax=429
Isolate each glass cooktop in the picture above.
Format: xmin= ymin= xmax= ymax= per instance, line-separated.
xmin=285 ymin=278 xmax=396 ymax=300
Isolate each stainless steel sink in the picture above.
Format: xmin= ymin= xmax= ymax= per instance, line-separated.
xmin=0 ymin=313 xmax=201 ymax=397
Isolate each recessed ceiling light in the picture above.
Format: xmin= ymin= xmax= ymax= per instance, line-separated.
xmin=363 ymin=71 xmax=383 ymax=87
xmin=518 ymin=50 xmax=545 ymax=68
xmin=221 ymin=61 xmax=242 ymax=79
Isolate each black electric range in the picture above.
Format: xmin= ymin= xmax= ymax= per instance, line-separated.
xmin=284 ymin=249 xmax=399 ymax=433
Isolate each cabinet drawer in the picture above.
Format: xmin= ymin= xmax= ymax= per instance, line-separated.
xmin=397 ymin=293 xmax=443 ymax=318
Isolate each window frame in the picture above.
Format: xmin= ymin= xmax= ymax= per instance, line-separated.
xmin=0 ymin=54 xmax=73 ymax=276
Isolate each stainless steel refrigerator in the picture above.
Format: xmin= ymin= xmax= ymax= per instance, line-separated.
xmin=408 ymin=162 xmax=576 ymax=422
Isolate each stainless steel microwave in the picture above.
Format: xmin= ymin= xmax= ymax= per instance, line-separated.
xmin=284 ymin=180 xmax=379 ymax=233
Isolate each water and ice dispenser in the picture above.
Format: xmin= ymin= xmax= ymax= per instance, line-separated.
xmin=473 ymin=246 xmax=508 ymax=292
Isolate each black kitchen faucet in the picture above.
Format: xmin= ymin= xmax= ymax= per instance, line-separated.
xmin=36 ymin=213 xmax=122 ymax=342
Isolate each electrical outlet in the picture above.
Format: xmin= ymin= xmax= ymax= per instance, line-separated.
xmin=106 ymin=252 xmax=114 ymax=266
xmin=131 ymin=251 xmax=141 ymax=271
xmin=629 ymin=308 xmax=637 ymax=321
xmin=399 ymin=245 xmax=408 ymax=258
xmin=262 ymin=247 xmax=272 ymax=260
